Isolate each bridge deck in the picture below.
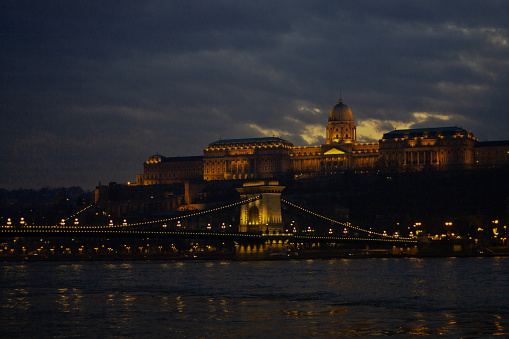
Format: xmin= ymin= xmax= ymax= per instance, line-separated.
xmin=0 ymin=228 xmax=417 ymax=244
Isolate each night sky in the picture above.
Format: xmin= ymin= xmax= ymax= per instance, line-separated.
xmin=2 ymin=1 xmax=508 ymax=190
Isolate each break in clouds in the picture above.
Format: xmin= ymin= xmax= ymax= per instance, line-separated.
xmin=1 ymin=1 xmax=508 ymax=189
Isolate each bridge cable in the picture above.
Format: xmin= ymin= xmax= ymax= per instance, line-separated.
xmin=281 ymin=199 xmax=413 ymax=241
xmin=54 ymin=204 xmax=94 ymax=227
xmin=25 ymin=195 xmax=261 ymax=230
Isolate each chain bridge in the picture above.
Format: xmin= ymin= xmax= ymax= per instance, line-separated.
xmin=0 ymin=180 xmax=418 ymax=259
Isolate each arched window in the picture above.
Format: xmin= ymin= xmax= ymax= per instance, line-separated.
xmin=248 ymin=206 xmax=260 ymax=225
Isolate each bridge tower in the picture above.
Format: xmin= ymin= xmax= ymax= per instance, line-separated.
xmin=236 ymin=180 xmax=285 ymax=234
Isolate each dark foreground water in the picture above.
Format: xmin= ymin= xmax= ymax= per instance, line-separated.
xmin=1 ymin=257 xmax=509 ymax=338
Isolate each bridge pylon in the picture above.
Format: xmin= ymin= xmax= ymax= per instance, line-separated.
xmin=236 ymin=180 xmax=285 ymax=234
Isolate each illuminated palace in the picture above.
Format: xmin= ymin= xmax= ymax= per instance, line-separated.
xmin=138 ymin=97 xmax=509 ymax=184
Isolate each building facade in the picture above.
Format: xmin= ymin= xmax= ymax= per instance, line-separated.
xmin=378 ymin=127 xmax=479 ymax=172
xmin=203 ymin=137 xmax=294 ymax=181
xmin=141 ymin=154 xmax=203 ymax=185
xmin=138 ymin=97 xmax=509 ymax=184
xmin=290 ymin=98 xmax=379 ymax=176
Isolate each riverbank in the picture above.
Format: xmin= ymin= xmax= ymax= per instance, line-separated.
xmin=2 ymin=246 xmax=509 ymax=262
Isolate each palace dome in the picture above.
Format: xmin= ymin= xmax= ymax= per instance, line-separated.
xmin=328 ymin=99 xmax=354 ymax=123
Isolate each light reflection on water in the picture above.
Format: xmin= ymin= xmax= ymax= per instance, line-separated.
xmin=1 ymin=257 xmax=509 ymax=337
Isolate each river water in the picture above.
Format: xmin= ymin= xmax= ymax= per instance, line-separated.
xmin=1 ymin=257 xmax=508 ymax=338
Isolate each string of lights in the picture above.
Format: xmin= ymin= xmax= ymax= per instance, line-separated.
xmin=281 ymin=199 xmax=414 ymax=241
xmin=2 ymin=197 xmax=261 ymax=230
xmin=54 ymin=204 xmax=94 ymax=227
xmin=123 ymin=195 xmax=261 ymax=227
xmin=0 ymin=228 xmax=264 ymax=238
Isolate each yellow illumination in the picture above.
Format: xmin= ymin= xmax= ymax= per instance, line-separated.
xmin=324 ymin=148 xmax=346 ymax=155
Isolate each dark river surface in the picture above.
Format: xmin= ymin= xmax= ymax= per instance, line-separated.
xmin=1 ymin=257 xmax=509 ymax=338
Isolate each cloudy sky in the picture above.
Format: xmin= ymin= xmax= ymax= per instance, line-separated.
xmin=1 ymin=1 xmax=508 ymax=190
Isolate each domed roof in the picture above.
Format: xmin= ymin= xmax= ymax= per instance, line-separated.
xmin=328 ymin=98 xmax=354 ymax=123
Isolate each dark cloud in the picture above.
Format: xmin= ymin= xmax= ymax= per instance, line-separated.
xmin=1 ymin=1 xmax=508 ymax=189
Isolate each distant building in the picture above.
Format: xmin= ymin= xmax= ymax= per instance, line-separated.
xmin=474 ymin=141 xmax=509 ymax=168
xmin=140 ymin=155 xmax=203 ymax=185
xmin=138 ymin=97 xmax=509 ymax=183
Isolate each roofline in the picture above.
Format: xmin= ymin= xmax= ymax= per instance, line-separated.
xmin=210 ymin=137 xmax=292 ymax=145
xmin=384 ymin=126 xmax=467 ymax=135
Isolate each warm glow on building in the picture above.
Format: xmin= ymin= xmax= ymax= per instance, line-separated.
xmin=137 ymin=96 xmax=509 ymax=184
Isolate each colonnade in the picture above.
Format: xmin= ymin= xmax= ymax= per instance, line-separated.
xmin=404 ymin=150 xmax=440 ymax=165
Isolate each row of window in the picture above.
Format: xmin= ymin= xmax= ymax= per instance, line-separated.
xmin=383 ymin=139 xmax=475 ymax=148
xmin=145 ymin=170 xmax=201 ymax=179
